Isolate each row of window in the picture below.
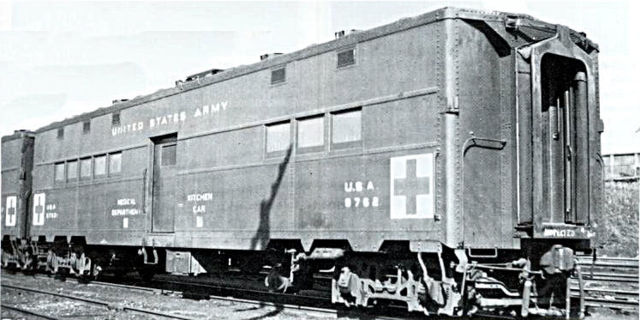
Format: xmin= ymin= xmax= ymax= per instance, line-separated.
xmin=270 ymin=48 xmax=355 ymax=85
xmin=54 ymin=152 xmax=122 ymax=182
xmin=266 ymin=108 xmax=361 ymax=154
xmin=51 ymin=109 xmax=358 ymax=182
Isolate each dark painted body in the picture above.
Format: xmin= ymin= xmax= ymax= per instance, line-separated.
xmin=1 ymin=131 xmax=34 ymax=240
xmin=2 ymin=8 xmax=601 ymax=256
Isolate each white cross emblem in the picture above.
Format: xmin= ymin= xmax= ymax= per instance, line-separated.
xmin=390 ymin=153 xmax=434 ymax=219
xmin=33 ymin=193 xmax=46 ymax=226
xmin=5 ymin=196 xmax=17 ymax=227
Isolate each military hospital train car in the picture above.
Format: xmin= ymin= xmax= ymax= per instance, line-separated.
xmin=2 ymin=7 xmax=602 ymax=317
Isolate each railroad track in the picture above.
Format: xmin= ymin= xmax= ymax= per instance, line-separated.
xmin=1 ymin=282 xmax=197 ymax=320
xmin=104 ymin=275 xmax=340 ymax=319
xmin=2 ymin=272 xmax=514 ymax=320
xmin=1 ymin=273 xmax=340 ymax=320
xmin=570 ymin=256 xmax=639 ymax=312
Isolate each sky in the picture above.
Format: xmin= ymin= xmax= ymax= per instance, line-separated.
xmin=0 ymin=0 xmax=638 ymax=154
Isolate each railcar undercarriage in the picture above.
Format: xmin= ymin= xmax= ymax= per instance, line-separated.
xmin=262 ymin=242 xmax=588 ymax=318
xmin=2 ymin=238 xmax=589 ymax=319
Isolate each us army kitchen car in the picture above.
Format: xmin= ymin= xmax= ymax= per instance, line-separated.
xmin=2 ymin=7 xmax=602 ymax=318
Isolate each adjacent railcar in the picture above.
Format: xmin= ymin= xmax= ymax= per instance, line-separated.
xmin=1 ymin=130 xmax=35 ymax=268
xmin=1 ymin=7 xmax=602 ymax=317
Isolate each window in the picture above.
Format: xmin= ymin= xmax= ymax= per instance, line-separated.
xmin=266 ymin=122 xmax=291 ymax=153
xmin=67 ymin=160 xmax=78 ymax=180
xmin=332 ymin=108 xmax=362 ymax=147
xmin=297 ymin=115 xmax=324 ymax=150
xmin=271 ymin=67 xmax=286 ymax=84
xmin=80 ymin=158 xmax=92 ymax=179
xmin=83 ymin=120 xmax=91 ymax=134
xmin=112 ymin=112 xmax=120 ymax=126
xmin=54 ymin=163 xmax=65 ymax=182
xmin=109 ymin=152 xmax=122 ymax=174
xmin=57 ymin=127 xmax=64 ymax=139
xmin=94 ymin=155 xmax=106 ymax=176
xmin=161 ymin=144 xmax=177 ymax=166
xmin=337 ymin=48 xmax=355 ymax=68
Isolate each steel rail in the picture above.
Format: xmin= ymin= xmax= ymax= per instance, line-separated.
xmin=580 ymin=275 xmax=639 ymax=283
xmin=570 ymin=287 xmax=640 ymax=297
xmin=1 ymin=303 xmax=62 ymax=320
xmin=2 ymin=284 xmax=195 ymax=320
xmin=3 ymin=273 xmax=338 ymax=319
xmin=581 ymin=296 xmax=640 ymax=310
xmin=571 ymin=255 xmax=639 ymax=313
xmin=576 ymin=261 xmax=639 ymax=268
xmin=576 ymin=256 xmax=639 ymax=261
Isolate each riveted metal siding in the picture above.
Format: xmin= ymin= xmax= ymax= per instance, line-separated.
xmin=1 ymin=138 xmax=25 ymax=238
xmin=454 ymin=20 xmax=518 ymax=249
xmin=29 ymin=19 xmax=444 ymax=248
xmin=22 ymin=8 xmax=599 ymax=251
xmin=1 ymin=133 xmax=34 ymax=239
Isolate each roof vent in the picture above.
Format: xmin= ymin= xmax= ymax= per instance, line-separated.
xmin=260 ymin=53 xmax=283 ymax=61
xmin=186 ymin=68 xmax=224 ymax=82
xmin=335 ymin=29 xmax=360 ymax=39
xmin=505 ymin=15 xmax=521 ymax=31
xmin=112 ymin=99 xmax=129 ymax=104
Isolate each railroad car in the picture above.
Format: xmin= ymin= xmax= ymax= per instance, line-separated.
xmin=1 ymin=7 xmax=602 ymax=318
xmin=1 ymin=130 xmax=35 ymax=267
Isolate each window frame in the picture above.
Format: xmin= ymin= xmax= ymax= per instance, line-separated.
xmin=330 ymin=107 xmax=363 ymax=150
xmin=265 ymin=120 xmax=292 ymax=157
xmin=54 ymin=162 xmax=65 ymax=183
xmin=94 ymin=154 xmax=107 ymax=177
xmin=112 ymin=112 xmax=121 ymax=126
xmin=66 ymin=160 xmax=78 ymax=181
xmin=108 ymin=152 xmax=122 ymax=175
xmin=296 ymin=114 xmax=326 ymax=154
xmin=337 ymin=47 xmax=356 ymax=69
xmin=270 ymin=66 xmax=286 ymax=85
xmin=80 ymin=157 xmax=92 ymax=180
xmin=83 ymin=120 xmax=91 ymax=134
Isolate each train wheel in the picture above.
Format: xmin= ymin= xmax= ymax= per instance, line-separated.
xmin=21 ymin=251 xmax=36 ymax=274
xmin=1 ymin=249 xmax=9 ymax=268
xmin=47 ymin=250 xmax=59 ymax=274
xmin=90 ymin=257 xmax=102 ymax=280
xmin=265 ymin=263 xmax=291 ymax=293
xmin=75 ymin=253 xmax=94 ymax=282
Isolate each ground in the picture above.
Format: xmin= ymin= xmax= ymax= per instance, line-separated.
xmin=593 ymin=181 xmax=639 ymax=257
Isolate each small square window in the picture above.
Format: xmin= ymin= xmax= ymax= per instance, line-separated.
xmin=112 ymin=112 xmax=121 ymax=126
xmin=109 ymin=152 xmax=122 ymax=175
xmin=297 ymin=115 xmax=324 ymax=152
xmin=83 ymin=120 xmax=91 ymax=134
xmin=161 ymin=144 xmax=177 ymax=166
xmin=332 ymin=108 xmax=362 ymax=148
xmin=57 ymin=127 xmax=64 ymax=139
xmin=94 ymin=155 xmax=106 ymax=176
xmin=271 ymin=67 xmax=286 ymax=85
xmin=80 ymin=158 xmax=92 ymax=179
xmin=67 ymin=160 xmax=78 ymax=180
xmin=54 ymin=163 xmax=65 ymax=182
xmin=266 ymin=121 xmax=291 ymax=154
xmin=337 ymin=49 xmax=355 ymax=68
